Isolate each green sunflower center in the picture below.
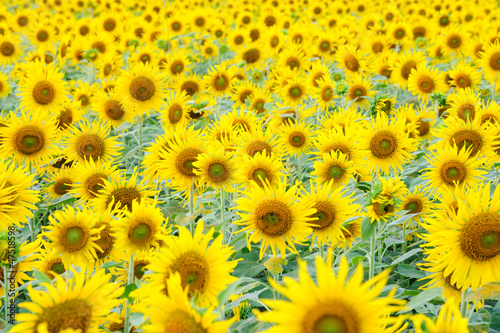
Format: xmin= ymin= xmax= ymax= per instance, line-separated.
xmin=65 ymin=227 xmax=84 ymax=245
xmin=130 ymin=223 xmax=153 ymax=245
xmin=328 ymin=165 xmax=344 ymax=180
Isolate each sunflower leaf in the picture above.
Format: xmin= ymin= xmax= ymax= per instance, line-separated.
xmin=361 ymin=217 xmax=376 ymax=241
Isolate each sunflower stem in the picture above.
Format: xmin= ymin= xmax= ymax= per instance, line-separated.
xmin=189 ymin=180 xmax=195 ymax=236
xmin=402 ymin=222 xmax=407 ymax=253
xmin=493 ymin=82 xmax=496 ymax=102
xmin=296 ymin=156 xmax=302 ymax=183
xmin=369 ymin=232 xmax=376 ymax=280
xmin=221 ymin=188 xmax=227 ymax=245
xmin=124 ymin=253 xmax=135 ymax=333
xmin=460 ymin=288 xmax=468 ymax=318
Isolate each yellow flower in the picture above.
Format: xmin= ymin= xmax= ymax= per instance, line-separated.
xmin=407 ymin=63 xmax=447 ymax=102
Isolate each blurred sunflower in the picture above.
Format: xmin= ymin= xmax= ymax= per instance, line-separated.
xmin=413 ymin=299 xmax=468 ymax=333
xmin=92 ymin=90 xmax=133 ymax=128
xmin=0 ymin=71 xmax=10 ymax=98
xmin=0 ymin=32 xmax=22 ymax=64
xmin=234 ymin=151 xmax=283 ymax=188
xmin=407 ymin=63 xmax=447 ymax=102
xmin=345 ymin=74 xmax=374 ymax=108
xmin=448 ymin=62 xmax=481 ymax=90
xmin=311 ymin=152 xmax=355 ymax=188
xmin=159 ymin=90 xmax=190 ymax=128
xmin=42 ymin=168 xmax=73 ymax=203
xmin=446 ymin=87 xmax=481 ymax=121
xmin=193 ymin=147 xmax=238 ymax=192
xmin=278 ymin=121 xmax=314 ymax=158
xmin=390 ymin=50 xmax=426 ymax=88
xmin=479 ymin=41 xmax=500 ymax=84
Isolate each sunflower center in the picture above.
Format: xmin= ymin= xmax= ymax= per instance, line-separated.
xmin=95 ymin=223 xmax=114 ymax=259
xmin=106 ymin=187 xmax=141 ymax=212
xmin=440 ymin=160 xmax=467 ymax=185
xmin=247 ymin=141 xmax=272 ymax=157
xmin=130 ymin=77 xmax=155 ymax=101
xmin=104 ymin=100 xmax=125 ymax=120
xmin=103 ymin=18 xmax=116 ymax=31
xmin=290 ymin=87 xmax=302 ymax=98
xmin=327 ymin=165 xmax=344 ymax=181
xmin=214 ymin=75 xmax=229 ymax=90
xmin=321 ymin=88 xmax=334 ymax=101
xmin=243 ymin=48 xmax=260 ymax=64
xmin=176 ymin=148 xmax=201 ymax=177
xmin=251 ymin=168 xmax=268 ymax=186
xmin=33 ymin=80 xmax=56 ymax=105
xmin=85 ymin=173 xmax=107 ymax=198
xmin=130 ymin=222 xmax=153 ymax=245
xmin=401 ymin=61 xmax=417 ymax=80
xmin=310 ymin=201 xmax=336 ymax=230
xmin=455 ymin=75 xmax=471 ymax=88
xmin=489 ymin=52 xmax=500 ymax=71
xmin=460 ymin=213 xmax=500 ymax=261
xmin=417 ymin=75 xmax=434 ymax=93
xmin=0 ymin=42 xmax=14 ymax=56
xmin=255 ymin=200 xmax=293 ymax=237
xmin=75 ymin=134 xmax=104 ymax=161
xmin=456 ymin=103 xmax=475 ymax=121
xmin=180 ymin=80 xmax=199 ymax=96
xmin=171 ymin=61 xmax=184 ymax=75
xmin=15 ymin=126 xmax=45 ymax=155
xmin=208 ymin=162 xmax=229 ymax=182
xmin=166 ymin=104 xmax=182 ymax=123
xmin=450 ymin=130 xmax=482 ymax=156
xmin=374 ymin=200 xmax=394 ymax=216
xmin=50 ymin=261 xmax=65 ymax=275
xmin=36 ymin=299 xmax=93 ymax=333
xmin=54 ymin=178 xmax=72 ymax=195
xmin=304 ymin=301 xmax=359 ymax=333
xmin=170 ymin=252 xmax=209 ymax=296
xmin=447 ymin=35 xmax=461 ymax=49
xmin=289 ymin=131 xmax=306 ymax=147
xmin=344 ymin=54 xmax=359 ymax=72
xmin=349 ymin=86 xmax=366 ymax=100
xmin=404 ymin=200 xmax=422 ymax=214
xmin=164 ymin=309 xmax=207 ymax=333
xmin=253 ymin=99 xmax=266 ymax=113
xmin=369 ymin=131 xmax=397 ymax=158
xmin=65 ymin=227 xmax=84 ymax=246
xmin=134 ymin=260 xmax=148 ymax=279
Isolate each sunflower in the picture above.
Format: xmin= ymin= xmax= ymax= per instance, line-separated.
xmin=193 ymin=147 xmax=238 ymax=192
xmin=0 ymin=32 xmax=22 ymax=64
xmin=115 ymin=200 xmax=169 ymax=255
xmin=91 ymin=216 xmax=121 ymax=266
xmin=27 ymin=21 xmax=57 ymax=48
xmin=337 ymin=218 xmax=362 ymax=250
xmin=277 ymin=75 xmax=308 ymax=107
xmin=64 ymin=119 xmax=122 ymax=163
xmin=407 ymin=63 xmax=447 ymax=102
xmin=439 ymin=26 xmax=470 ymax=56
xmin=479 ymin=41 xmax=500 ymax=84
xmin=249 ymin=87 xmax=271 ymax=114
xmin=162 ymin=49 xmax=190 ymax=77
xmin=336 ymin=44 xmax=366 ymax=75
xmin=114 ymin=252 xmax=151 ymax=284
xmin=158 ymin=127 xmax=205 ymax=192
xmin=17 ymin=60 xmax=69 ymax=114
xmin=278 ymin=43 xmax=307 ymax=72
xmin=278 ymin=121 xmax=314 ymax=158
xmin=240 ymin=43 xmax=263 ymax=69
xmin=366 ymin=177 xmax=407 ymax=223
xmin=69 ymin=157 xmax=121 ymax=203
xmin=302 ymin=181 xmax=359 ymax=246
xmin=146 ymin=221 xmax=238 ymax=307
xmin=422 ymin=182 xmax=500 ymax=291
xmin=358 ymin=112 xmax=416 ymax=175
xmin=258 ymin=253 xmax=406 ymax=333
xmin=234 ymin=151 xmax=283 ymax=188
xmin=345 ymin=74 xmax=374 ymax=108
xmin=400 ymin=187 xmax=436 ymax=223
xmin=433 ymin=115 xmax=496 ymax=158
xmin=261 ymin=25 xmax=285 ymax=57
xmin=43 ymin=206 xmax=103 ymax=266
xmin=93 ymin=171 xmax=157 ymax=216
xmin=92 ymin=90 xmax=133 ymax=128
xmin=390 ymin=50 xmax=426 ymax=89
xmin=319 ymin=106 xmax=367 ymax=132
xmin=71 ymin=81 xmax=98 ymax=111
xmin=137 ymin=272 xmax=233 ymax=333
xmin=478 ymin=100 xmax=500 ymax=125
xmin=313 ymin=152 xmax=356 ymax=190
xmin=203 ymin=64 xmax=235 ymax=97
xmin=230 ymin=80 xmax=257 ymax=107
xmin=235 ymin=126 xmax=281 ymax=159
xmin=0 ymin=71 xmax=11 ymax=98
xmin=447 ymin=61 xmax=481 ymax=90
xmin=30 ymin=242 xmax=67 ymax=280
xmin=0 ymin=110 xmax=58 ymax=168
xmin=159 ymin=90 xmax=190 ymax=128
xmin=234 ymin=181 xmax=315 ymax=259
xmin=42 ymin=168 xmax=73 ymax=203
xmin=223 ymin=106 xmax=260 ymax=134
xmin=312 ymin=126 xmax=364 ymax=165
xmin=116 ymin=61 xmax=167 ymax=116
xmin=55 ymin=100 xmax=83 ymax=133
xmin=0 ymin=236 xmax=37 ymax=295
xmin=423 ymin=145 xmax=485 ymax=192
xmin=11 ymin=269 xmax=123 ymax=333
xmin=174 ymin=72 xmax=204 ymax=100
xmin=445 ymin=87 xmax=481 ymax=122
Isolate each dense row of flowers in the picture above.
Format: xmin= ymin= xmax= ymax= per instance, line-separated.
xmin=0 ymin=0 xmax=499 ymax=332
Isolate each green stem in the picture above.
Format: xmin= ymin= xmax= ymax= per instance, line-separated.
xmin=402 ymin=222 xmax=407 ymax=253
xmin=124 ymin=254 xmax=135 ymax=333
xmin=189 ymin=181 xmax=195 ymax=235
xmin=221 ymin=189 xmax=226 ymax=245
xmin=369 ymin=232 xmax=376 ymax=280
xmin=493 ymin=82 xmax=496 ymax=102
xmin=460 ymin=288 xmax=468 ymax=318
xmin=296 ymin=156 xmax=302 ymax=183
xmin=319 ymin=242 xmax=324 ymax=258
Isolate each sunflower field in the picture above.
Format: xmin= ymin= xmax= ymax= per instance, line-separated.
xmin=1 ymin=0 xmax=500 ymax=332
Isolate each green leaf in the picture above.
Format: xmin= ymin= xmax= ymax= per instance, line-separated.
xmin=398 ymin=287 xmax=442 ymax=313
xmin=120 ymin=282 xmax=139 ymax=302
xmin=100 ymin=261 xmax=124 ymax=269
xmin=397 ymin=264 xmax=427 ymax=279
xmin=33 ymin=270 xmax=52 ymax=284
xmin=361 ymin=217 xmax=376 ymax=241
xmin=391 ymin=248 xmax=421 ymax=266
